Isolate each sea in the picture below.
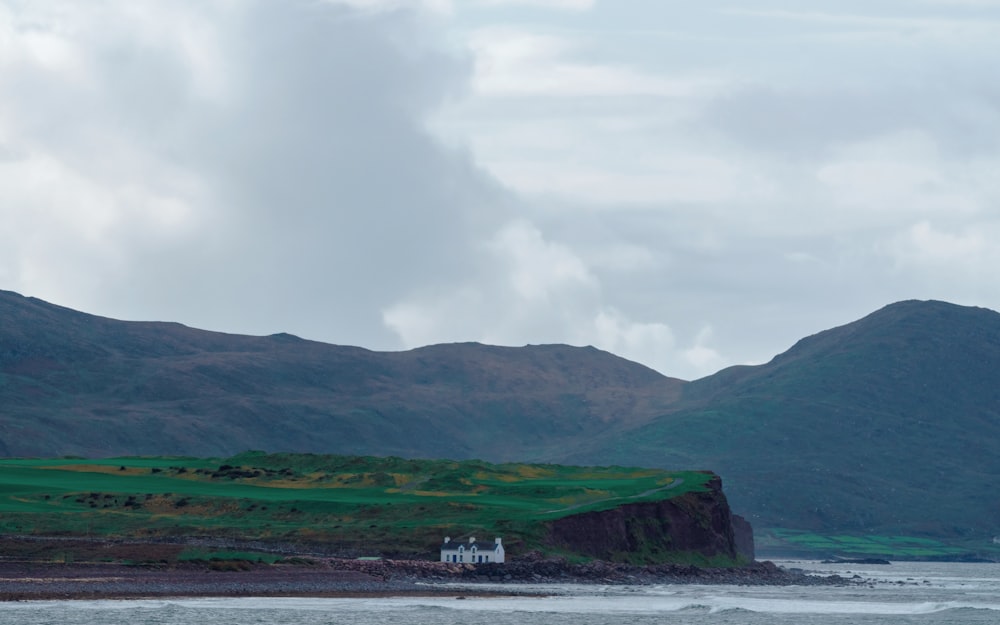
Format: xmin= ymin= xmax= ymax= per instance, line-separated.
xmin=1 ymin=561 xmax=998 ymax=624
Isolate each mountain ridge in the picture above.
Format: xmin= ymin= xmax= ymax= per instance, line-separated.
xmin=2 ymin=289 xmax=998 ymax=546
xmin=0 ymin=289 xmax=681 ymax=460
xmin=575 ymin=298 xmax=1000 ymax=541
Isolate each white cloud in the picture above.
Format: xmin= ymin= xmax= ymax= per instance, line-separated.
xmin=488 ymin=153 xmax=774 ymax=205
xmin=469 ymin=0 xmax=595 ymax=10
xmin=491 ymin=220 xmax=597 ymax=301
xmin=817 ymin=130 xmax=984 ymax=217
xmin=382 ymin=218 xmax=731 ymax=378
xmin=682 ymin=326 xmax=725 ymax=376
xmin=466 ymin=28 xmax=716 ymax=98
xmin=328 ymin=0 xmax=454 ymax=13
xmin=885 ymin=221 xmax=993 ymax=270
xmin=592 ymin=308 xmax=676 ymax=372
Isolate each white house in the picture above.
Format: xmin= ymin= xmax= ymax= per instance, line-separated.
xmin=440 ymin=536 xmax=505 ymax=564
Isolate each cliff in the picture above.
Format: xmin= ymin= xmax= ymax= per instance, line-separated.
xmin=545 ymin=474 xmax=753 ymax=564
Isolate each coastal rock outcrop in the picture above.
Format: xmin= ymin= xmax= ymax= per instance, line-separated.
xmin=544 ymin=474 xmax=751 ymax=563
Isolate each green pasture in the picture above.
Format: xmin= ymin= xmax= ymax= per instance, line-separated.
xmin=0 ymin=452 xmax=709 ymax=556
xmin=758 ymin=528 xmax=998 ymax=560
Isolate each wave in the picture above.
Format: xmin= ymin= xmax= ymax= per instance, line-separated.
xmin=3 ymin=586 xmax=999 ymax=619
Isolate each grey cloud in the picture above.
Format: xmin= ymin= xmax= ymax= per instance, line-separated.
xmin=703 ymin=81 xmax=1000 ymax=160
xmin=9 ymin=1 xmax=515 ymax=346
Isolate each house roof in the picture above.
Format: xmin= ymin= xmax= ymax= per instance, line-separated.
xmin=440 ymin=540 xmax=500 ymax=551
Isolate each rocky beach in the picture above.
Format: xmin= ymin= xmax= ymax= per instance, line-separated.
xmin=0 ymin=551 xmax=852 ymax=601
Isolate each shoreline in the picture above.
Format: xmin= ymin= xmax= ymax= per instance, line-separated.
xmin=0 ymin=557 xmax=852 ymax=602
xmin=0 ymin=562 xmax=522 ymax=602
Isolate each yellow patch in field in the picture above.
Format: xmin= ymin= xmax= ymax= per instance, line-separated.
xmin=474 ymin=470 xmax=525 ymax=483
xmin=517 ymin=465 xmax=555 ymax=479
xmin=491 ymin=474 xmax=520 ymax=483
xmin=390 ymin=473 xmax=411 ymax=487
xmin=256 ymin=479 xmax=318 ymax=489
xmin=412 ymin=490 xmax=454 ymax=497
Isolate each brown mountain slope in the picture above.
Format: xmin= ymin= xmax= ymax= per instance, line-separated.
xmin=0 ymin=290 xmax=682 ymax=458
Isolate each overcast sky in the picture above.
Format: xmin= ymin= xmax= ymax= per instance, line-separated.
xmin=2 ymin=0 xmax=999 ymax=380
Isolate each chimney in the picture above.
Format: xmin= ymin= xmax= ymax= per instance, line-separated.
xmin=469 ymin=536 xmax=476 ymax=544
xmin=444 ymin=537 xmax=450 ymax=544
xmin=495 ymin=537 xmax=502 ymax=545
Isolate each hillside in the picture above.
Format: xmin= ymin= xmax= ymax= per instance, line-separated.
xmin=571 ymin=300 xmax=1000 ymax=550
xmin=0 ymin=453 xmax=748 ymax=565
xmin=0 ymin=289 xmax=680 ymax=459
xmin=2 ymin=290 xmax=1000 ymax=556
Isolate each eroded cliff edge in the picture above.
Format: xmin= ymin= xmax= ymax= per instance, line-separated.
xmin=545 ymin=474 xmax=754 ymax=564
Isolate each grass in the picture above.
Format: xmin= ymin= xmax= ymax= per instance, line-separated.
xmin=757 ymin=529 xmax=1000 ymax=561
xmin=0 ymin=452 xmax=711 ymax=559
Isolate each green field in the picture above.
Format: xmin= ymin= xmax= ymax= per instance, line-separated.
xmin=0 ymin=452 xmax=711 ymax=558
xmin=757 ymin=528 xmax=1000 ymax=561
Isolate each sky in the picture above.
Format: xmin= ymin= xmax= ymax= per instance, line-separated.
xmin=2 ymin=0 xmax=999 ymax=380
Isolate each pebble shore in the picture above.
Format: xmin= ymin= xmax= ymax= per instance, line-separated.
xmin=0 ymin=556 xmax=851 ymax=601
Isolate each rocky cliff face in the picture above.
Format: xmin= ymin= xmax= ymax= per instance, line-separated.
xmin=545 ymin=475 xmax=753 ymax=564
xmin=731 ymin=514 xmax=755 ymax=562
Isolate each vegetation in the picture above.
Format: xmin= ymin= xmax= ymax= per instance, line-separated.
xmin=756 ymin=529 xmax=1000 ymax=561
xmin=4 ymin=291 xmax=1000 ymax=554
xmin=0 ymin=452 xmax=711 ymax=559
xmin=572 ymin=300 xmax=1000 ymax=549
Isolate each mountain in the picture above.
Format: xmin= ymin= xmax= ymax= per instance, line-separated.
xmin=569 ymin=300 xmax=1000 ymax=541
xmin=0 ymin=289 xmax=680 ymax=459
xmin=2 ymin=290 xmax=999 ymax=548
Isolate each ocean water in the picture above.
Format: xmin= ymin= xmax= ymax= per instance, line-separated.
xmin=1 ymin=561 xmax=998 ymax=624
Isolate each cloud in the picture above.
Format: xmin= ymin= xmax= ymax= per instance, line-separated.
xmin=719 ymin=8 xmax=1000 ymax=42
xmin=382 ymin=219 xmax=728 ymax=379
xmin=382 ymin=219 xmax=602 ymax=345
xmin=329 ymin=0 xmax=454 ymax=13
xmin=885 ymin=221 xmax=995 ymax=271
xmin=469 ymin=0 xmax=596 ymax=10
xmin=6 ymin=0 xmax=1000 ymax=383
xmin=0 ymin=0 xmax=510 ymax=346
xmin=465 ymin=28 xmax=717 ymax=98
xmin=817 ymin=131 xmax=984 ymax=217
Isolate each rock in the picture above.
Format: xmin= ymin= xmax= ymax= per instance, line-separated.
xmin=544 ymin=474 xmax=749 ymax=563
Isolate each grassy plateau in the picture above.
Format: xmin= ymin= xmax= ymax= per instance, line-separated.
xmin=0 ymin=452 xmax=711 ymax=559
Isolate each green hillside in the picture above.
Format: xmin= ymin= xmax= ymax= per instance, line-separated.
xmin=569 ymin=301 xmax=1000 ymax=556
xmin=0 ymin=452 xmax=712 ymax=560
xmin=3 ymin=290 xmax=1000 ymax=558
